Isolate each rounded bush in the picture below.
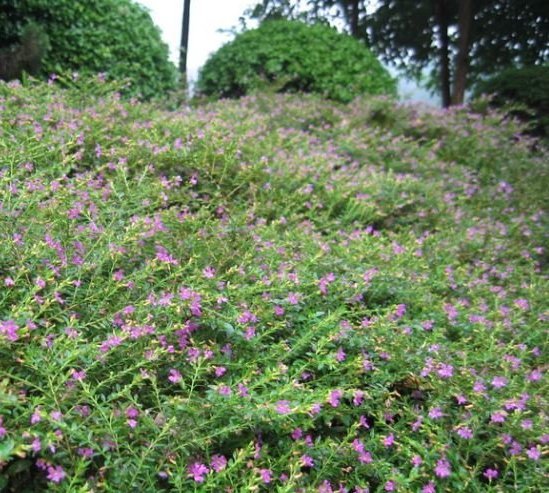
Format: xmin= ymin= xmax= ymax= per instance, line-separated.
xmin=0 ymin=0 xmax=177 ymax=99
xmin=197 ymin=20 xmax=396 ymax=103
xmin=474 ymin=65 xmax=549 ymax=138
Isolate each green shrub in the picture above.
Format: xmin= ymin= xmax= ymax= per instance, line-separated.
xmin=197 ymin=20 xmax=396 ymax=103
xmin=474 ymin=65 xmax=549 ymax=138
xmin=0 ymin=0 xmax=177 ymax=99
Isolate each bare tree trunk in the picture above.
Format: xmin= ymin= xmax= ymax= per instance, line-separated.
xmin=452 ymin=0 xmax=472 ymax=105
xmin=179 ymin=0 xmax=191 ymax=77
xmin=434 ymin=0 xmax=451 ymax=108
xmin=349 ymin=0 xmax=360 ymax=39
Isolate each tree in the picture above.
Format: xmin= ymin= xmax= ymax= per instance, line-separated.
xmin=247 ymin=0 xmax=549 ymax=107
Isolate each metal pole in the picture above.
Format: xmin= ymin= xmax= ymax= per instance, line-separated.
xmin=179 ymin=0 xmax=191 ymax=77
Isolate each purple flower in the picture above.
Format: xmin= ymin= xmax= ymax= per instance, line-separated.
xmin=237 ymin=383 xmax=249 ymax=397
xmin=187 ymin=462 xmax=209 ymax=482
xmin=490 ymin=411 xmax=507 ymax=424
xmin=237 ymin=310 xmax=257 ymax=324
xmin=514 ymin=298 xmax=529 ymax=310
xmin=328 ymin=389 xmax=343 ymax=407
xmin=275 ymin=400 xmax=291 ymax=415
xmin=287 ymin=292 xmax=301 ymax=304
xmin=455 ymin=426 xmax=473 ymax=439
xmin=526 ymin=446 xmax=541 ymax=461
xmin=155 ymin=245 xmax=178 ymax=265
xmin=437 ymin=363 xmax=454 ymax=378
xmin=483 ymin=468 xmax=499 ymax=480
xmin=422 ymin=481 xmax=436 ymax=493
xmin=434 ymin=457 xmax=451 ymax=478
xmin=274 ymin=305 xmax=285 ymax=316
xmin=384 ymin=480 xmax=396 ymax=491
xmin=259 ymin=468 xmax=272 ymax=483
xmin=383 ymin=434 xmax=395 ymax=447
xmin=310 ymin=402 xmax=322 ymax=415
xmin=46 ymin=465 xmax=66 ymax=483
xmin=301 ymin=454 xmax=314 ymax=467
xmin=428 ymin=407 xmax=444 ymax=419
xmin=168 ymin=369 xmax=182 ymax=383
xmin=210 ymin=454 xmax=227 ymax=472
xmin=491 ymin=376 xmax=508 ymax=388
xmin=411 ymin=455 xmax=423 ymax=467
xmin=358 ymin=451 xmax=373 ymax=464
xmin=218 ymin=385 xmax=231 ymax=396
xmin=335 ymin=347 xmax=346 ymax=362
xmin=528 ymin=368 xmax=542 ymax=381
xmin=0 ymin=320 xmax=19 ymax=342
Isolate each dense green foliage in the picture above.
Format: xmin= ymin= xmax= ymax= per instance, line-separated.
xmin=247 ymin=0 xmax=549 ymax=105
xmin=475 ymin=65 xmax=549 ymax=138
xmin=197 ymin=20 xmax=396 ymax=102
xmin=0 ymin=78 xmax=547 ymax=491
xmin=0 ymin=0 xmax=177 ymax=98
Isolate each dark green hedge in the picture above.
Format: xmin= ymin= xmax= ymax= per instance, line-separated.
xmin=0 ymin=0 xmax=177 ymax=99
xmin=197 ymin=20 xmax=396 ymax=103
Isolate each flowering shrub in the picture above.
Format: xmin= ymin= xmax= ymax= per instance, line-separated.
xmin=0 ymin=77 xmax=547 ymax=492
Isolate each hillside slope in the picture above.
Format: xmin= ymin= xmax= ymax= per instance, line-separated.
xmin=0 ymin=79 xmax=547 ymax=492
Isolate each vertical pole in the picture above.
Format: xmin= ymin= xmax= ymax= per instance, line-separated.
xmin=179 ymin=0 xmax=191 ymax=78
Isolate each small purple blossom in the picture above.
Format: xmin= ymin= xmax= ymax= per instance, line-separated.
xmin=275 ymin=400 xmax=291 ymax=415
xmin=46 ymin=465 xmax=66 ymax=483
xmin=491 ymin=376 xmax=508 ymax=388
xmin=422 ymin=481 xmax=436 ymax=493
xmin=483 ymin=468 xmax=499 ymax=480
xmin=526 ymin=446 xmax=541 ymax=461
xmin=187 ymin=462 xmax=209 ymax=482
xmin=210 ymin=454 xmax=227 ymax=472
xmin=301 ymin=454 xmax=314 ymax=467
xmin=259 ymin=468 xmax=272 ymax=483
xmin=411 ymin=455 xmax=423 ymax=467
xmin=383 ymin=433 xmax=395 ymax=447
xmin=434 ymin=457 xmax=451 ymax=478
xmin=168 ymin=368 xmax=182 ymax=383
xmin=437 ymin=363 xmax=454 ymax=378
xmin=455 ymin=426 xmax=473 ymax=439
xmin=328 ymin=389 xmax=343 ymax=407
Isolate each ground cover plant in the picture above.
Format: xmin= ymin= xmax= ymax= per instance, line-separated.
xmin=0 ymin=76 xmax=547 ymax=492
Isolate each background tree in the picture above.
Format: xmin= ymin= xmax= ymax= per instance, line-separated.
xmin=0 ymin=0 xmax=177 ymax=98
xmin=247 ymin=0 xmax=549 ymax=107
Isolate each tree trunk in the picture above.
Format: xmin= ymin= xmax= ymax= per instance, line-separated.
xmin=452 ymin=0 xmax=472 ymax=105
xmin=179 ymin=0 xmax=191 ymax=76
xmin=349 ymin=0 xmax=360 ymax=39
xmin=434 ymin=0 xmax=451 ymax=108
